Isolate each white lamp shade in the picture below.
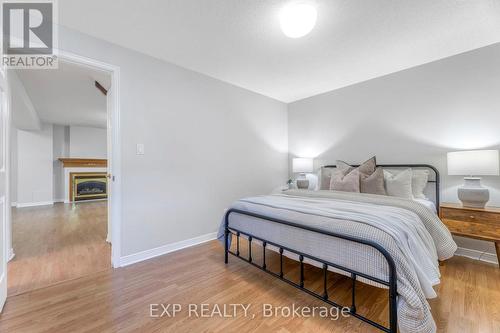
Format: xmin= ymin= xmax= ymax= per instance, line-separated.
xmin=292 ymin=158 xmax=313 ymax=173
xmin=447 ymin=150 xmax=499 ymax=176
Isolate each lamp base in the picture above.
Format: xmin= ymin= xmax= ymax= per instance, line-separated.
xmin=296 ymin=173 xmax=310 ymax=189
xmin=458 ymin=177 xmax=489 ymax=208
xmin=296 ymin=179 xmax=310 ymax=189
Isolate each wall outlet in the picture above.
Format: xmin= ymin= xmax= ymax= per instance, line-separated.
xmin=136 ymin=143 xmax=145 ymax=155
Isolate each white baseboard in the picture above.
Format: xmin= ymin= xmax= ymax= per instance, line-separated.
xmin=16 ymin=201 xmax=54 ymax=208
xmin=120 ymin=232 xmax=217 ymax=267
xmin=119 ymin=235 xmax=498 ymax=268
xmin=10 ymin=201 xmax=16 ymax=207
xmin=455 ymin=246 xmax=498 ymax=265
xmin=53 ymin=198 xmax=65 ymax=203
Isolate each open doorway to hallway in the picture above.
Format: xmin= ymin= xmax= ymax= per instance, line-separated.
xmin=7 ymin=60 xmax=112 ymax=296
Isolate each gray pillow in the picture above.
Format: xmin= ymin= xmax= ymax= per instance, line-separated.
xmin=337 ymin=156 xmax=375 ymax=175
xmin=319 ymin=156 xmax=381 ymax=193
xmin=336 ymin=156 xmax=386 ymax=195
xmin=360 ymin=167 xmax=386 ymax=195
xmin=330 ymin=168 xmax=360 ymax=192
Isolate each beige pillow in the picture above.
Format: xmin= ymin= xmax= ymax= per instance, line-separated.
xmin=330 ymin=169 xmax=360 ymax=192
xmin=336 ymin=156 xmax=386 ymax=195
xmin=337 ymin=156 xmax=376 ymax=174
xmin=361 ymin=167 xmax=386 ymax=195
xmin=336 ymin=160 xmax=356 ymax=174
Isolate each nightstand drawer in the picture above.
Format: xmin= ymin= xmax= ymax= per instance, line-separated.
xmin=440 ymin=203 xmax=500 ymax=267
xmin=440 ymin=207 xmax=500 ymax=225
xmin=442 ymin=218 xmax=500 ymax=242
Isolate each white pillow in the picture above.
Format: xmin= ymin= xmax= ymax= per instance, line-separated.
xmin=383 ymin=168 xmax=413 ymax=199
xmin=412 ymin=170 xmax=429 ymax=199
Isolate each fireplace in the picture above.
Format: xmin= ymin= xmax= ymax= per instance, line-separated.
xmin=70 ymin=172 xmax=108 ymax=202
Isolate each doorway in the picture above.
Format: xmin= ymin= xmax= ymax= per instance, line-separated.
xmin=5 ymin=52 xmax=121 ymax=296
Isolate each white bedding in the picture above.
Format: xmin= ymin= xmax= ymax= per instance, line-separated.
xmin=219 ymin=190 xmax=456 ymax=333
xmin=413 ymin=198 xmax=437 ymax=214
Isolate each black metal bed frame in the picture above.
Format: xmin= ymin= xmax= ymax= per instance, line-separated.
xmin=224 ymin=164 xmax=440 ymax=333
xmin=323 ymin=164 xmax=440 ymax=208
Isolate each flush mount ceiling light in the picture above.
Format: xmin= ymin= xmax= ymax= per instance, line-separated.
xmin=279 ymin=3 xmax=317 ymax=38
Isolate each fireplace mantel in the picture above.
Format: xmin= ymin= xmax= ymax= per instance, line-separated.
xmin=58 ymin=158 xmax=107 ymax=168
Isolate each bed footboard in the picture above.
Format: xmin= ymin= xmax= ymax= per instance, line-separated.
xmin=224 ymin=208 xmax=398 ymax=333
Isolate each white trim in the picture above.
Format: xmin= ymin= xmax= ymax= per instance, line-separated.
xmin=1 ymin=66 xmax=10 ymax=313
xmin=4 ymin=50 xmax=121 ymax=271
xmin=109 ymin=64 xmax=121 ymax=267
xmin=8 ymin=248 xmax=14 ymax=262
xmin=16 ymin=201 xmax=54 ymax=208
xmin=119 ymin=232 xmax=218 ymax=267
xmin=0 ymin=273 xmax=6 ymax=313
xmin=455 ymin=247 xmax=498 ymax=265
xmin=119 ymin=240 xmax=497 ymax=268
xmin=56 ymin=50 xmax=122 ymax=269
xmin=10 ymin=202 xmax=16 ymax=207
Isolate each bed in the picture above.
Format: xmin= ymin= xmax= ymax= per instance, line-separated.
xmin=218 ymin=164 xmax=457 ymax=333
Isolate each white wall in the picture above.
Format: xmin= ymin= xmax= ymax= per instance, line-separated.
xmin=13 ymin=124 xmax=105 ymax=204
xmin=51 ymin=125 xmax=106 ymax=201
xmin=69 ymin=126 xmax=107 ymax=158
xmin=57 ymin=26 xmax=288 ymax=257
xmin=8 ymin=71 xmax=41 ymax=131
xmin=288 ymin=43 xmax=500 ymax=256
xmin=16 ymin=124 xmax=54 ymax=206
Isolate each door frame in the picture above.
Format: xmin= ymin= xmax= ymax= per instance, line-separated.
xmin=0 ymin=64 xmax=11 ymax=311
xmin=5 ymin=51 xmax=122 ymax=269
xmin=58 ymin=51 xmax=122 ymax=268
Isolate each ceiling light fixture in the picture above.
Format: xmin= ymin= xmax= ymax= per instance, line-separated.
xmin=279 ymin=3 xmax=317 ymax=38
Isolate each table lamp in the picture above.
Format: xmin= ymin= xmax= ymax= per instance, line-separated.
xmin=447 ymin=150 xmax=499 ymax=208
xmin=293 ymin=158 xmax=313 ymax=189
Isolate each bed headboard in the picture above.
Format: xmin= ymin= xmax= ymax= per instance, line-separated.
xmin=322 ymin=164 xmax=440 ymax=208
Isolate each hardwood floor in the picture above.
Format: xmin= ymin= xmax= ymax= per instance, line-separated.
xmin=1 ymin=239 xmax=499 ymax=333
xmin=7 ymin=201 xmax=111 ymax=296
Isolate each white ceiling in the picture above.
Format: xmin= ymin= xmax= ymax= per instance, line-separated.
xmin=59 ymin=0 xmax=500 ymax=102
xmin=16 ymin=61 xmax=110 ymax=128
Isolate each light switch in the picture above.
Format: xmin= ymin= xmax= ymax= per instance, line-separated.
xmin=136 ymin=143 xmax=145 ymax=155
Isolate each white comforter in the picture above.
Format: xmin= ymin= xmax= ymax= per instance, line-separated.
xmin=219 ymin=190 xmax=457 ymax=333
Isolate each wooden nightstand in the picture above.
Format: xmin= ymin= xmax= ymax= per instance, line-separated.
xmin=439 ymin=203 xmax=500 ymax=266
